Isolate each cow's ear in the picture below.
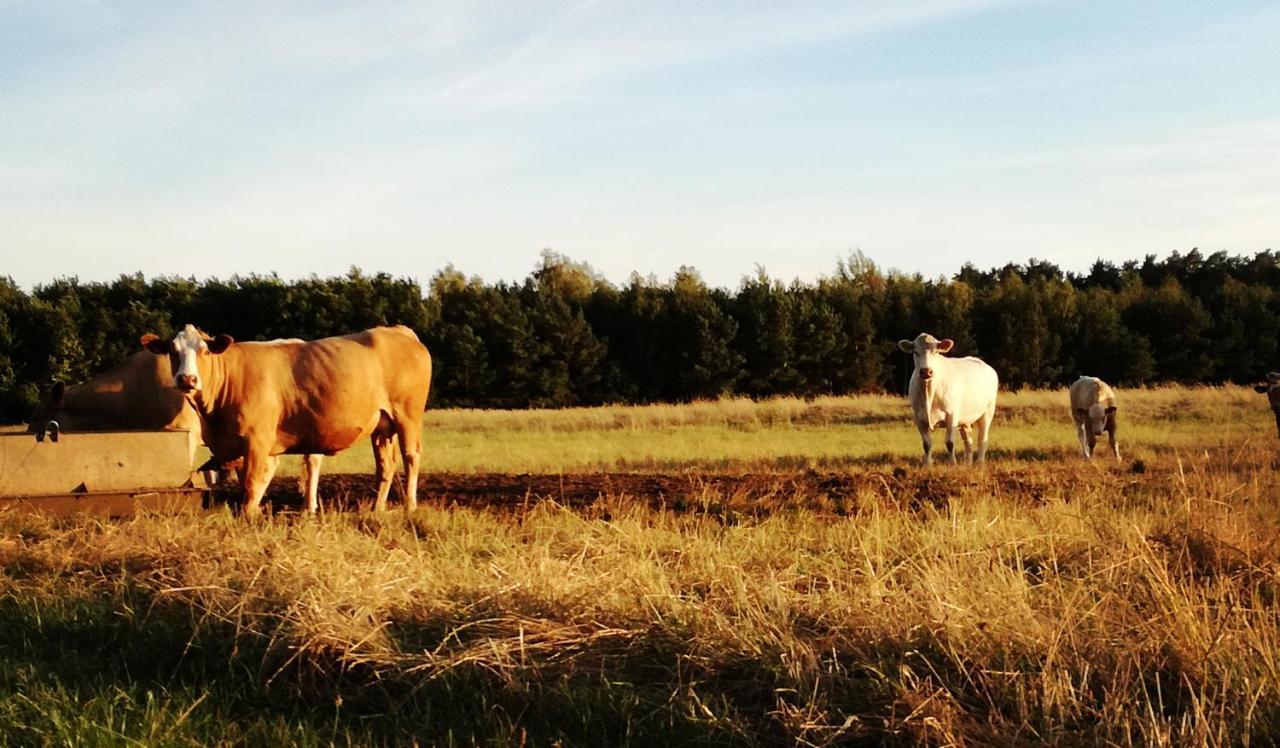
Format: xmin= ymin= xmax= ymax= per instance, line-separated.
xmin=209 ymin=334 xmax=234 ymax=354
xmin=142 ymin=334 xmax=172 ymax=355
xmin=897 ymin=339 xmax=914 ymax=353
xmin=1257 ymin=384 xmax=1272 ymax=394
xmin=51 ymin=381 xmax=65 ymax=406
xmin=936 ymin=338 xmax=955 ymax=353
xmin=1105 ymin=406 xmax=1117 ymax=414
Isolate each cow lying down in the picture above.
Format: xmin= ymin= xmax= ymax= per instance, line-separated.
xmin=27 ymin=350 xmax=203 ymax=464
xmin=144 ymin=325 xmax=432 ymax=517
xmin=1069 ymin=376 xmax=1119 ymax=460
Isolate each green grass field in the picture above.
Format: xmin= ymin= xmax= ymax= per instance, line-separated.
xmin=3 ymin=386 xmax=1280 ymax=745
xmin=284 ymin=384 xmax=1273 ymax=475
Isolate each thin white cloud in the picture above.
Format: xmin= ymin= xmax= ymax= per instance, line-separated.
xmin=439 ymin=0 xmax=1033 ymax=105
xmin=441 ymin=0 xmax=604 ymax=99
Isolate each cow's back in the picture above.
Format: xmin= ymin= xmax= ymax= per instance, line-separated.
xmin=287 ymin=325 xmax=430 ymax=413
xmin=911 ymin=355 xmax=997 ymax=426
xmin=944 ymin=356 xmax=998 ymax=423
xmin=1070 ymin=377 xmax=1115 ymax=412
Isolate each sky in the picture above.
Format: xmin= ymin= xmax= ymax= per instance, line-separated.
xmin=1 ymin=0 xmax=1278 ymax=290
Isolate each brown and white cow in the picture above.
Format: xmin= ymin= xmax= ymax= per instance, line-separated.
xmin=27 ymin=350 xmax=203 ymax=463
xmin=897 ymin=333 xmax=999 ymax=465
xmin=1069 ymin=376 xmax=1119 ymax=460
xmin=144 ymin=324 xmax=432 ymax=516
xmin=1255 ymin=372 xmax=1280 ymax=438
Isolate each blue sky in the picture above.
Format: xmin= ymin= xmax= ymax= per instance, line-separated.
xmin=2 ymin=0 xmax=1278 ymax=289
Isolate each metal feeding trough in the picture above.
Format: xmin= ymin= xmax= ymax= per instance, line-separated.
xmin=0 ymin=427 xmax=210 ymax=517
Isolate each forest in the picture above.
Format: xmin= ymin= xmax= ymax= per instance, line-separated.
xmin=1 ymin=248 xmax=1277 ymax=421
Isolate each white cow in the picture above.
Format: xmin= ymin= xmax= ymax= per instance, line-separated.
xmin=897 ymin=333 xmax=998 ymax=465
xmin=1069 ymin=376 xmax=1120 ymax=460
xmin=1255 ymin=372 xmax=1280 ymax=438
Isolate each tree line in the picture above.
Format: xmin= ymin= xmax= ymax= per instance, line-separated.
xmin=1 ymin=248 xmax=1277 ymax=422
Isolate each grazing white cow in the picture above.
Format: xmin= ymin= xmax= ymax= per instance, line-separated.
xmin=1069 ymin=376 xmax=1120 ymax=460
xmin=897 ymin=333 xmax=998 ymax=465
xmin=144 ymin=324 xmax=432 ymax=517
xmin=1255 ymin=372 xmax=1280 ymax=438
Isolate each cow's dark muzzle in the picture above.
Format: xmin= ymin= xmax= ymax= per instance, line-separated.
xmin=919 ymin=368 xmax=934 ymax=382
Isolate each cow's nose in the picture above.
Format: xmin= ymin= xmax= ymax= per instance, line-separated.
xmin=176 ymin=374 xmax=198 ymax=391
xmin=919 ymin=367 xmax=933 ymax=381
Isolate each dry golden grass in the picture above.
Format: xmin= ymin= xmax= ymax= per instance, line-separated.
xmin=2 ymin=385 xmax=1279 ymax=745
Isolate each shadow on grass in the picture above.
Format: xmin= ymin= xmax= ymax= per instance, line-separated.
xmin=3 ymin=569 xmax=1263 ymax=745
xmin=0 ymin=588 xmax=756 ymax=746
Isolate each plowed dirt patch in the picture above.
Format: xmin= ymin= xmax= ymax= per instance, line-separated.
xmin=246 ymin=465 xmax=1136 ymax=516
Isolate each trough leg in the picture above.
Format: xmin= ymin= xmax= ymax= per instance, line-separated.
xmin=300 ymin=454 xmax=323 ymax=513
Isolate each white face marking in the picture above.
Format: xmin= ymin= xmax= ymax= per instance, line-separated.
xmin=171 ymin=324 xmax=208 ymax=393
xmin=910 ymin=335 xmax=946 ymax=380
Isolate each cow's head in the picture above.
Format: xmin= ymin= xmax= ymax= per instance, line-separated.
xmin=898 ymin=333 xmax=954 ymax=384
xmin=1076 ymin=404 xmax=1117 ymax=436
xmin=142 ymin=324 xmax=234 ymax=394
xmin=1254 ymin=372 xmax=1280 ymax=397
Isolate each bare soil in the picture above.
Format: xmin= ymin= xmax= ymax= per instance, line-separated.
xmin=240 ymin=457 xmax=1223 ymax=517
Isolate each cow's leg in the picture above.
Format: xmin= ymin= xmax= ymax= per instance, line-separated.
xmin=371 ymin=434 xmax=398 ymax=512
xmin=917 ymin=418 xmax=933 ymax=466
xmin=959 ymin=424 xmax=974 ymax=465
xmin=1273 ymin=407 xmax=1280 ymax=439
xmin=974 ymin=408 xmax=994 ymax=464
xmin=242 ymin=451 xmax=278 ymax=518
xmin=395 ymin=422 xmax=422 ymax=512
xmin=1107 ymin=426 xmax=1120 ymax=461
xmin=300 ymin=454 xmax=323 ymax=514
xmin=944 ymin=416 xmax=958 ymax=465
xmin=1085 ymin=428 xmax=1097 ymax=459
xmin=1074 ymin=421 xmax=1088 ymax=458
